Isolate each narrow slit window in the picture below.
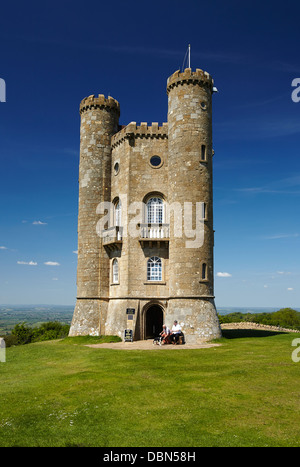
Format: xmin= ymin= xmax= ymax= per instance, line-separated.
xmin=202 ymin=263 xmax=207 ymax=280
xmin=201 ymin=145 xmax=206 ymax=161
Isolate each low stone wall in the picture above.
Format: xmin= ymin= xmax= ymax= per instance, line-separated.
xmin=221 ymin=322 xmax=300 ymax=333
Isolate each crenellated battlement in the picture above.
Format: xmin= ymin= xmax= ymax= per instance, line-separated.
xmin=111 ymin=121 xmax=168 ymax=148
xmin=80 ymin=94 xmax=120 ymax=115
xmin=166 ymin=68 xmax=214 ymax=94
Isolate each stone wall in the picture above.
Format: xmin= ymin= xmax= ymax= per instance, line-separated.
xmin=221 ymin=322 xmax=300 ymax=333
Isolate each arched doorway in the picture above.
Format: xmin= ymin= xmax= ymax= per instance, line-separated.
xmin=145 ymin=305 xmax=164 ymax=339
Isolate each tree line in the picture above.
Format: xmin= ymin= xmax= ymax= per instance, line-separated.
xmin=3 ymin=321 xmax=70 ymax=347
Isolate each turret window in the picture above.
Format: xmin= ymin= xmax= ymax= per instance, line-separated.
xmin=147 ymin=257 xmax=162 ymax=281
xmin=150 ymin=155 xmax=163 ymax=168
xmin=114 ymin=161 xmax=120 ymax=175
xmin=203 ymin=203 xmax=207 ymax=220
xmin=202 ymin=263 xmax=207 ymax=280
xmin=201 ymin=145 xmax=206 ymax=161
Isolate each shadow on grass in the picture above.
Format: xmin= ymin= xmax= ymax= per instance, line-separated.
xmin=61 ymin=335 xmax=122 ymax=345
xmin=221 ymin=329 xmax=287 ymax=339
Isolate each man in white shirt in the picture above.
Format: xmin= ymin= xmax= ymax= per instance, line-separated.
xmin=170 ymin=320 xmax=183 ymax=344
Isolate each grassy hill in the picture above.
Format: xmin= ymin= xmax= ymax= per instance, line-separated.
xmin=1 ymin=331 xmax=300 ymax=447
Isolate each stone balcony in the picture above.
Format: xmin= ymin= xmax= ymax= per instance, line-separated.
xmin=139 ymin=223 xmax=169 ymax=248
xmin=102 ymin=226 xmax=123 ymax=251
xmin=102 ymin=224 xmax=170 ymax=250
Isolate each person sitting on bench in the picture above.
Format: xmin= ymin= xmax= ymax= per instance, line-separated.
xmin=170 ymin=320 xmax=183 ymax=344
xmin=160 ymin=324 xmax=171 ymax=344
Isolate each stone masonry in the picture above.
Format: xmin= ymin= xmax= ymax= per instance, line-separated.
xmin=69 ymin=68 xmax=222 ymax=343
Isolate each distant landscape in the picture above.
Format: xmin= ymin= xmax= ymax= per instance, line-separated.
xmin=216 ymin=306 xmax=300 ymax=315
xmin=1 ymin=304 xmax=299 ymax=335
xmin=0 ymin=305 xmax=74 ymax=335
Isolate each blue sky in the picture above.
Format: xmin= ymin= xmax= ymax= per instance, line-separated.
xmin=0 ymin=0 xmax=299 ymax=308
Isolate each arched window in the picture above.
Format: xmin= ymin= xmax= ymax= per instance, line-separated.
xmin=114 ymin=199 xmax=121 ymax=227
xmin=147 ymin=197 xmax=163 ymax=224
xmin=147 ymin=257 xmax=162 ymax=281
xmin=112 ymin=259 xmax=119 ymax=283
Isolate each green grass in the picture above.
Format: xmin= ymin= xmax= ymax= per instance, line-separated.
xmin=62 ymin=335 xmax=122 ymax=345
xmin=0 ymin=332 xmax=300 ymax=447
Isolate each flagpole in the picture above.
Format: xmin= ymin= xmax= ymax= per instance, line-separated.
xmin=188 ymin=44 xmax=191 ymax=68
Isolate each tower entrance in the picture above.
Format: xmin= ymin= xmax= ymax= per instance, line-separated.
xmin=145 ymin=305 xmax=164 ymax=339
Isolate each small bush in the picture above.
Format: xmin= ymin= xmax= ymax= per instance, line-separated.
xmin=11 ymin=323 xmax=34 ymax=345
xmin=11 ymin=321 xmax=70 ymax=345
xmin=2 ymin=334 xmax=18 ymax=347
xmin=32 ymin=322 xmax=70 ymax=342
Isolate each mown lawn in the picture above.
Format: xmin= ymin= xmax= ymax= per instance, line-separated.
xmin=0 ymin=331 xmax=300 ymax=447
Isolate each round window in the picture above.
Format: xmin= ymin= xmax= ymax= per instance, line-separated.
xmin=114 ymin=162 xmax=120 ymax=175
xmin=150 ymin=155 xmax=162 ymax=168
xmin=200 ymin=101 xmax=207 ymax=110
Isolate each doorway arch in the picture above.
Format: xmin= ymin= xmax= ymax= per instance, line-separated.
xmin=144 ymin=303 xmax=164 ymax=339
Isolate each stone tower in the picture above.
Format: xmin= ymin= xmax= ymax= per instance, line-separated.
xmin=167 ymin=69 xmax=220 ymax=343
xmin=70 ymin=95 xmax=120 ymax=336
xmin=69 ymin=68 xmax=221 ymax=343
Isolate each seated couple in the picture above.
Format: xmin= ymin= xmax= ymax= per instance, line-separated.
xmin=160 ymin=320 xmax=184 ymax=345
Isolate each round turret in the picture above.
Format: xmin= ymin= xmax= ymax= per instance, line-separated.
xmin=79 ymin=94 xmax=120 ymax=116
xmin=166 ymin=68 xmax=214 ymax=94
xmin=69 ymin=94 xmax=120 ymax=337
xmin=167 ymin=68 xmax=221 ymax=343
